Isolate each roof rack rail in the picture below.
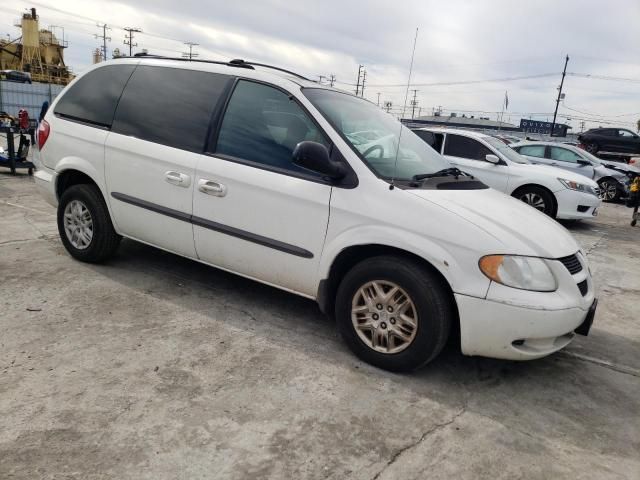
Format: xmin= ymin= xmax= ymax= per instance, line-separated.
xmin=120 ymin=53 xmax=311 ymax=81
xmin=126 ymin=52 xmax=254 ymax=69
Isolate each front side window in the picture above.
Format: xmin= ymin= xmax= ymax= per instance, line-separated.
xmin=304 ymin=88 xmax=449 ymax=180
xmin=516 ymin=145 xmax=546 ymax=158
xmin=549 ymin=146 xmax=583 ymax=163
xmin=444 ymin=134 xmax=493 ymax=161
xmin=619 ymin=130 xmax=636 ymax=138
xmin=215 ymin=80 xmax=329 ymax=174
xmin=54 ymin=65 xmax=135 ymax=127
xmin=112 ymin=66 xmax=231 ymax=153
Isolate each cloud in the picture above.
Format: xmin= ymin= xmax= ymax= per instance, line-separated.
xmin=4 ymin=0 xmax=639 ymax=129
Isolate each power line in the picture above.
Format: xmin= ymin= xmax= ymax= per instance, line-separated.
xmin=567 ymin=72 xmax=640 ymax=83
xmin=335 ymin=72 xmax=559 ymax=88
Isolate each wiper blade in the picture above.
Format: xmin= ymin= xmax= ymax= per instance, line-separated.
xmin=412 ymin=168 xmax=467 ymax=181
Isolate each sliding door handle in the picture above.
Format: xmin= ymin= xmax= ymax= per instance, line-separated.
xmin=198 ymin=179 xmax=227 ymax=197
xmin=165 ymin=171 xmax=191 ymax=187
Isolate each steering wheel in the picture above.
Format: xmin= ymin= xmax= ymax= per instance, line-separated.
xmin=362 ymin=144 xmax=384 ymax=158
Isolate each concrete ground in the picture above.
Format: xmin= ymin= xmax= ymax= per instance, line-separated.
xmin=0 ymin=171 xmax=638 ymax=480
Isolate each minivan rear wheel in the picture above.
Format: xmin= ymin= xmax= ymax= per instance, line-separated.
xmin=514 ymin=186 xmax=556 ymax=217
xmin=335 ymin=255 xmax=452 ymax=372
xmin=57 ymin=184 xmax=121 ymax=263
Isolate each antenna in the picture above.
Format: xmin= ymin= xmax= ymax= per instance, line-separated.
xmin=390 ymin=27 xmax=419 ymax=190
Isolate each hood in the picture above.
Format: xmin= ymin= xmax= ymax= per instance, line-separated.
xmin=595 ymin=165 xmax=627 ymax=180
xmin=509 ymin=162 xmax=599 ymax=188
xmin=601 ymin=161 xmax=640 ymax=175
xmin=407 ymin=187 xmax=580 ymax=258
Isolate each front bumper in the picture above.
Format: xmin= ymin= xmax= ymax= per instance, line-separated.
xmin=456 ymin=252 xmax=595 ymax=360
xmin=555 ymin=189 xmax=601 ymax=220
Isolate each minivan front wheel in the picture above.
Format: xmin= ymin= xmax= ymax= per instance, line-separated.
xmin=57 ymin=184 xmax=121 ymax=263
xmin=514 ymin=186 xmax=556 ymax=217
xmin=335 ymin=256 xmax=452 ymax=372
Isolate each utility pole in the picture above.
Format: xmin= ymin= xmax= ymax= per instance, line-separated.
xmin=410 ymin=89 xmax=419 ymax=119
xmin=95 ymin=23 xmax=111 ymax=61
xmin=376 ymin=92 xmax=381 ymax=106
xmin=329 ymin=74 xmax=336 ymax=87
xmin=182 ymin=42 xmax=199 ymax=60
xmin=551 ymin=55 xmax=569 ymax=137
xmin=355 ymin=65 xmax=363 ymax=96
xmin=360 ymin=69 xmax=367 ymax=97
xmin=123 ymin=27 xmax=142 ymax=56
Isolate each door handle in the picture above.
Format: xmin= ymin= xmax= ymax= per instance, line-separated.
xmin=165 ymin=171 xmax=191 ymax=187
xmin=198 ymin=179 xmax=227 ymax=197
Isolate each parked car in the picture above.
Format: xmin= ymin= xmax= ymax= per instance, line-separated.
xmin=34 ymin=57 xmax=596 ymax=371
xmin=413 ymin=127 xmax=601 ymax=219
xmin=578 ymin=128 xmax=640 ymax=155
xmin=0 ymin=70 xmax=32 ymax=83
xmin=511 ymin=141 xmax=631 ymax=202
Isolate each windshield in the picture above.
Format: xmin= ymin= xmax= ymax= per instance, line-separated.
xmin=303 ymin=88 xmax=450 ymax=180
xmin=576 ymin=148 xmax=602 ymax=165
xmin=484 ymin=137 xmax=530 ymax=164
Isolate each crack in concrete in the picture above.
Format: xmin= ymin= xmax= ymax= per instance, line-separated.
xmin=583 ymin=231 xmax=607 ymax=256
xmin=371 ymin=406 xmax=466 ymax=480
xmin=559 ymin=350 xmax=640 ymax=378
xmin=0 ymin=238 xmax=42 ymax=246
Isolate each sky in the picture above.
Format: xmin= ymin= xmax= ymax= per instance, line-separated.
xmin=2 ymin=0 xmax=639 ymax=131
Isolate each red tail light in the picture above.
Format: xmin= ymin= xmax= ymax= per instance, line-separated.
xmin=37 ymin=120 xmax=50 ymax=150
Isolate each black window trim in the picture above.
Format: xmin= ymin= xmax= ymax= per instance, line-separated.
xmin=206 ymin=77 xmax=357 ymax=188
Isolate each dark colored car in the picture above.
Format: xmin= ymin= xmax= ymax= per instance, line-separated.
xmin=0 ymin=70 xmax=32 ymax=83
xmin=578 ymin=128 xmax=640 ymax=156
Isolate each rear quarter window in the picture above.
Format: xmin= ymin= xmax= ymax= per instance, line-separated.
xmin=111 ymin=66 xmax=232 ymax=153
xmin=54 ymin=65 xmax=136 ymax=127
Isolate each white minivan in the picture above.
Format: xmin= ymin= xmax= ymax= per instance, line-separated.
xmin=34 ymin=56 xmax=596 ymax=371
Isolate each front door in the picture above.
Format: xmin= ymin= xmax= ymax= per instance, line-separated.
xmin=548 ymin=146 xmax=595 ymax=180
xmin=193 ymin=80 xmax=332 ymax=296
xmin=442 ymin=133 xmax=509 ymax=192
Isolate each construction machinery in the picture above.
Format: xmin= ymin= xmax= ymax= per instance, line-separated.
xmin=0 ymin=8 xmax=72 ymax=85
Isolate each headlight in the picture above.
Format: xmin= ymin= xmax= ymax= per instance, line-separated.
xmin=558 ymin=178 xmax=598 ymax=196
xmin=479 ymin=255 xmax=557 ymax=292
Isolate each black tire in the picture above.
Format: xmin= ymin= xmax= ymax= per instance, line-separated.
xmin=513 ymin=185 xmax=556 ymax=217
xmin=335 ymin=255 xmax=453 ymax=372
xmin=57 ymin=184 xmax=121 ymax=263
xmin=585 ymin=142 xmax=599 ymax=155
xmin=597 ymin=178 xmax=621 ymax=202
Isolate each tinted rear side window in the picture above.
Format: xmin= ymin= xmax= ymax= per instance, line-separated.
xmin=112 ymin=66 xmax=231 ymax=153
xmin=54 ymin=65 xmax=135 ymax=127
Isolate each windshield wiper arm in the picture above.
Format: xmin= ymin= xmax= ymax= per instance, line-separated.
xmin=412 ymin=168 xmax=467 ymax=181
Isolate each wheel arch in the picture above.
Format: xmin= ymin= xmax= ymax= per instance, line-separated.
xmin=317 ymin=244 xmax=459 ymax=327
xmin=511 ymin=183 xmax=558 ymax=217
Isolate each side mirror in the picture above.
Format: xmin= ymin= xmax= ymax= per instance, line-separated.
xmin=577 ymin=159 xmax=591 ymax=166
xmin=485 ymin=154 xmax=500 ymax=164
xmin=292 ymin=141 xmax=346 ymax=179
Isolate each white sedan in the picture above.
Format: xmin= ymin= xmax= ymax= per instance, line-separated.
xmin=414 ymin=127 xmax=602 ymax=219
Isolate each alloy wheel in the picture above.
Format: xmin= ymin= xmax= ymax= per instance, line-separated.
xmin=351 ymin=280 xmax=418 ymax=354
xmin=63 ymin=200 xmax=93 ymax=250
xmin=520 ymin=192 xmax=546 ymax=211
xmin=598 ymin=181 xmax=617 ymax=201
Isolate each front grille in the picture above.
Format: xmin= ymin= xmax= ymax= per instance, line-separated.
xmin=578 ymin=280 xmax=588 ymax=296
xmin=558 ymin=254 xmax=583 ymax=275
